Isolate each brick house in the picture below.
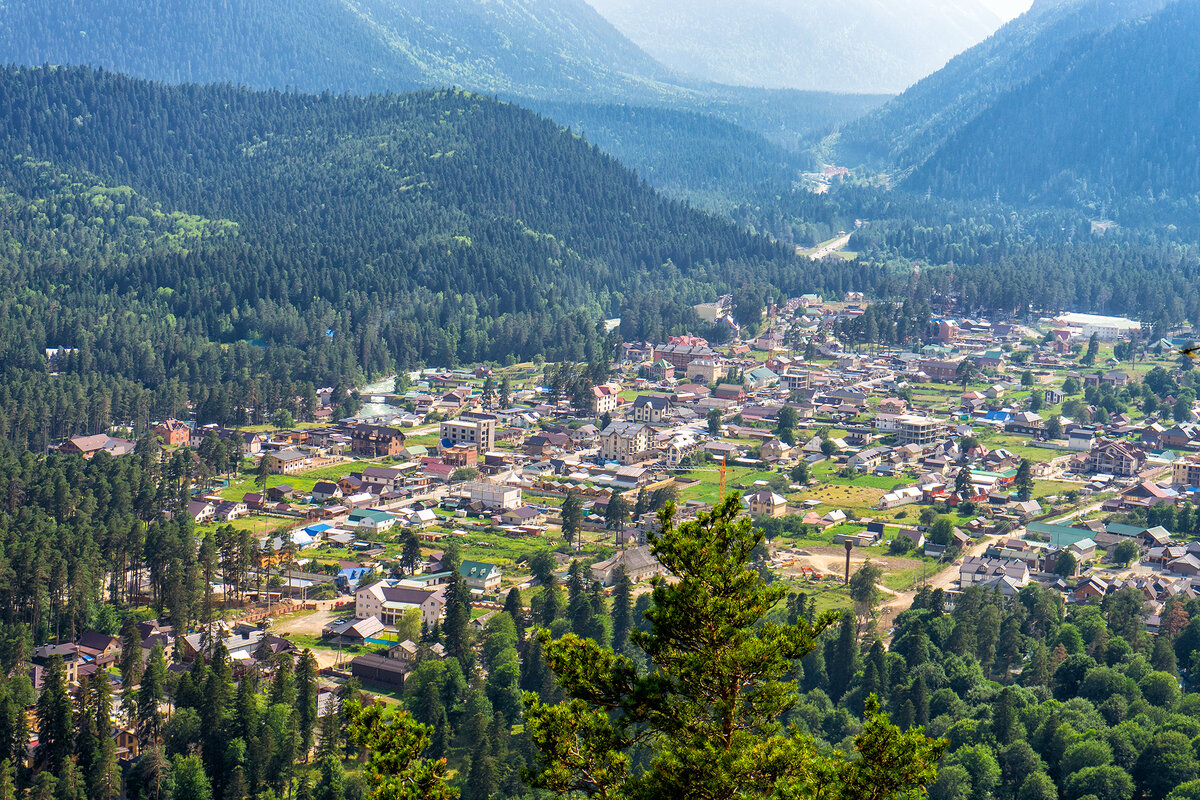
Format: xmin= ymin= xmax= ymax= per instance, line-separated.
xmin=351 ymin=425 xmax=407 ymax=457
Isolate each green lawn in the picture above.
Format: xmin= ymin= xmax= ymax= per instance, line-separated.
xmin=826 ymin=473 xmax=909 ymax=491
xmin=220 ymin=460 xmax=384 ymax=501
xmin=795 ymin=584 xmax=852 ymax=613
xmin=677 ymin=466 xmax=780 ymax=504
xmin=619 ymin=389 xmax=672 ymax=402
xmin=1032 ymin=480 xmax=1081 ymax=499
xmin=882 ymin=565 xmax=937 ymax=592
xmin=404 ymin=432 xmax=443 ymax=448
xmin=977 ymin=432 xmax=1059 ymax=463
xmin=198 ymin=515 xmax=293 ymax=535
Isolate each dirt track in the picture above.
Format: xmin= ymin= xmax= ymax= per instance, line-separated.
xmin=774 ymin=536 xmax=1002 ymax=637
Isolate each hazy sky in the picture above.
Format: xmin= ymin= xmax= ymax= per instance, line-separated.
xmin=981 ymin=0 xmax=1035 ymax=20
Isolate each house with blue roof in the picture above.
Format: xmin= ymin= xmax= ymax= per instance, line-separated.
xmin=337 ymin=566 xmax=374 ymax=591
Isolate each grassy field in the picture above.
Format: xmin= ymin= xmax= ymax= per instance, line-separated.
xmin=790 ymin=583 xmax=852 ymax=613
xmin=219 ymin=460 xmax=385 ymax=501
xmin=198 ymin=515 xmax=293 ymax=535
xmin=403 ymin=432 xmax=443 ymax=448
xmin=619 ymin=389 xmax=672 ymax=402
xmin=677 ymin=465 xmax=779 ymax=504
xmin=1032 ymin=480 xmax=1081 ymax=499
xmin=825 ymin=472 xmax=909 ymax=491
xmin=792 ymin=483 xmax=886 ymax=515
xmin=979 ymin=432 xmax=1059 ymax=463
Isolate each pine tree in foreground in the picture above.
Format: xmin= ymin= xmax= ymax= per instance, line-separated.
xmin=524 ymin=494 xmax=946 ymax=800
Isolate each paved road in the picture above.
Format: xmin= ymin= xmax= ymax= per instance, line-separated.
xmin=806 ymin=233 xmax=853 ymax=261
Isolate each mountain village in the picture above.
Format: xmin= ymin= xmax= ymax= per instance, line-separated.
xmin=36 ymin=295 xmax=1200 ymax=705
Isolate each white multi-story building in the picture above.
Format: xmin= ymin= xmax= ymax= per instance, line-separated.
xmin=458 ymin=481 xmax=523 ymax=511
xmin=591 ymin=384 xmax=621 ymax=416
xmin=1053 ymin=313 xmax=1142 ymax=342
xmin=356 ymin=580 xmax=446 ymax=627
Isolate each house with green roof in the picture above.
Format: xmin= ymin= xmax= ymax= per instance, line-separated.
xmin=745 ymin=366 xmax=778 ymax=390
xmin=347 ymin=508 xmax=397 ymax=533
xmin=1025 ymin=521 xmax=1096 ymax=549
xmin=460 ymin=560 xmax=502 ymax=592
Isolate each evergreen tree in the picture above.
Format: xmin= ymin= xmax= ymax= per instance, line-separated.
xmin=561 ymin=490 xmax=583 ymax=547
xmin=0 ymin=682 xmax=26 ymax=771
xmin=0 ymin=760 xmax=15 ymax=800
xmin=128 ymin=747 xmax=173 ymax=800
xmin=30 ymin=773 xmax=57 ymax=800
xmin=604 ymin=493 xmax=631 ymax=534
xmin=525 ymin=495 xmax=944 ymax=798
xmin=463 ymin=734 xmax=498 ymax=800
xmin=1014 ymin=460 xmax=1035 ymax=502
xmin=634 ymin=489 xmax=650 ymax=520
xmin=610 ymin=566 xmax=634 ymax=653
xmin=400 ymin=531 xmax=422 ymax=576
xmin=36 ymin=656 xmax=73 ymax=773
xmin=55 ymin=759 xmax=86 ymax=800
xmin=295 ymin=650 xmax=319 ymax=761
xmin=316 ymin=705 xmax=342 ymax=761
xmin=314 ymin=755 xmax=345 ymax=800
xmin=269 ymin=654 xmax=296 ymax=708
xmin=502 ymin=588 xmax=526 ymax=631
xmin=955 ymin=467 xmax=974 ymax=500
xmin=829 ymin=613 xmax=860 ymax=701
xmin=441 ymin=568 xmax=472 ymax=670
xmin=85 ymin=674 xmax=121 ymax=800
xmin=911 ymin=675 xmax=930 ymax=728
xmin=537 ymin=573 xmax=563 ymax=627
xmin=119 ymin=617 xmax=144 ymax=689
xmin=137 ymin=643 xmax=167 ymax=748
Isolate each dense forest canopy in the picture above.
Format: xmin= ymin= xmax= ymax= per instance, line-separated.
xmin=0 ymin=66 xmax=900 ymax=445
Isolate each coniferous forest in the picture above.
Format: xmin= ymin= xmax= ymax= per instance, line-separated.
xmin=0 ymin=443 xmax=1200 ymax=800
xmin=0 ymin=65 xmax=870 ymax=445
xmin=1 ymin=0 xmax=1200 ymax=796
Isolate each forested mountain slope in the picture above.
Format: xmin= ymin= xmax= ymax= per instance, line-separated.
xmin=0 ymin=66 xmax=875 ymax=448
xmin=0 ymin=0 xmax=885 ymax=151
xmin=836 ymin=0 xmax=1174 ymax=167
xmin=526 ymin=102 xmax=812 ymax=211
xmin=0 ymin=0 xmax=671 ymax=100
xmin=906 ymin=0 xmax=1200 ymax=215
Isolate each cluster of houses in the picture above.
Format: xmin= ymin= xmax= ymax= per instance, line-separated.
xmin=27 ymin=617 xmax=305 ymax=760
xmin=956 ymin=516 xmax=1200 ymax=632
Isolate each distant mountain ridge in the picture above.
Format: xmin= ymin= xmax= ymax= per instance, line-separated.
xmin=0 ymin=0 xmax=884 ymax=147
xmin=0 ymin=0 xmax=675 ymax=99
xmin=0 ymin=64 xmax=862 ymax=372
xmin=582 ymin=0 xmax=1007 ymax=93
